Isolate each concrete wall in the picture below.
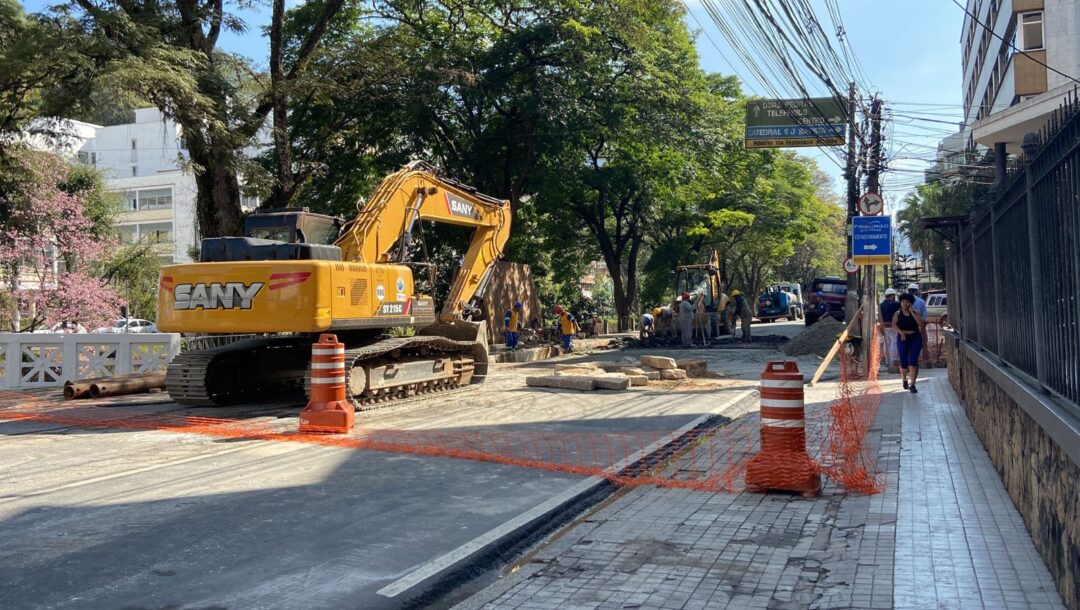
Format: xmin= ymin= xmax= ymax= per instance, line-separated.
xmin=946 ymin=338 xmax=1080 ymax=610
xmin=1046 ymin=0 xmax=1080 ymax=90
xmin=86 ymin=108 xmax=188 ymax=179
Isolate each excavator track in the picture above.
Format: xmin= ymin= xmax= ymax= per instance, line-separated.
xmin=169 ymin=333 xmax=488 ymax=410
xmin=166 ymin=337 xmax=313 ymax=407
xmin=303 ymin=335 xmax=488 ymax=411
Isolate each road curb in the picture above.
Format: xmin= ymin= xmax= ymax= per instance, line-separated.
xmin=381 ymin=389 xmax=759 ymax=608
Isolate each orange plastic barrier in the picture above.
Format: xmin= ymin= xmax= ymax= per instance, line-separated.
xmin=299 ymin=334 xmax=354 ymax=434
xmin=0 ymin=334 xmax=887 ymax=496
xmin=744 ymin=361 xmax=821 ymax=496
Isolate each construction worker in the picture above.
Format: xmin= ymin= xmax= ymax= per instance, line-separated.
xmin=879 ymin=288 xmax=901 ymax=367
xmin=732 ymin=289 xmax=752 ymax=343
xmin=658 ymin=305 xmax=674 ymax=338
xmin=678 ymin=291 xmax=694 ymax=347
xmin=504 ymin=301 xmax=524 ymax=350
xmin=805 ymin=291 xmax=830 ymax=326
xmin=907 ymin=283 xmax=928 ymax=319
xmin=554 ymin=305 xmax=578 ymax=352
xmin=640 ymin=309 xmax=655 ymax=340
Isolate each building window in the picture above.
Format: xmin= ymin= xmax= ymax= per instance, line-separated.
xmin=131 ymin=139 xmax=137 ymax=150
xmin=1018 ymin=11 xmax=1044 ymax=51
xmin=140 ymin=222 xmax=173 ymax=244
xmin=137 ymin=187 xmax=173 ymax=211
xmin=117 ymin=225 xmax=137 ymax=244
xmin=131 ymin=166 xmax=137 ymax=176
xmin=117 ymin=222 xmax=173 ymax=244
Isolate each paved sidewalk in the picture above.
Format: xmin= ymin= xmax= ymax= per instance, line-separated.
xmin=460 ymin=371 xmax=1063 ymax=609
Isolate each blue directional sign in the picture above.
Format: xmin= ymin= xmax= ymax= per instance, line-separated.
xmin=852 ymin=216 xmax=891 ymax=265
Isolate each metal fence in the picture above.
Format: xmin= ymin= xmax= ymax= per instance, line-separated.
xmin=949 ymin=91 xmax=1080 ymax=416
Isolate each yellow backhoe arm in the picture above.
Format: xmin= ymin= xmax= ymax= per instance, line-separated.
xmin=336 ymin=161 xmax=512 ymax=322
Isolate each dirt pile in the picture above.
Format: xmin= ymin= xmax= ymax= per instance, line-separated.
xmin=782 ymin=316 xmax=845 ymax=357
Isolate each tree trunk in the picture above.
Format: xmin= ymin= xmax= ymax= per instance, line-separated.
xmin=193 ymin=153 xmax=244 ymax=239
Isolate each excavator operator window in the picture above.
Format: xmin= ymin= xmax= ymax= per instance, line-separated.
xmin=249 ymin=227 xmax=292 ymax=242
xmin=677 ymin=269 xmax=716 ymax=309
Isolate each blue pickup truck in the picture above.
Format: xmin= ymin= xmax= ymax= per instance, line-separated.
xmin=756 ymin=282 xmax=804 ymax=322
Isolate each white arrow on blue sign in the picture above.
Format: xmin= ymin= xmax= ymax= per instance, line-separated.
xmin=852 ymin=216 xmax=891 ymax=264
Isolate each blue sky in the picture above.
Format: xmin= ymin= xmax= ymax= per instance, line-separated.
xmin=22 ymin=0 xmax=966 ymax=208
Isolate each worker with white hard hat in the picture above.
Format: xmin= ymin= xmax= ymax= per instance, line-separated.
xmin=907 ymin=283 xmax=928 ymax=319
xmin=879 ymin=287 xmax=901 ymax=366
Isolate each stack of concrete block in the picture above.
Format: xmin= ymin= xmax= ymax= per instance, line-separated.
xmin=675 ymin=359 xmax=709 ymax=378
xmin=524 ymin=354 xmax=711 ymax=392
xmin=636 ymin=355 xmax=711 ymax=380
xmin=526 ymin=362 xmax=634 ymax=391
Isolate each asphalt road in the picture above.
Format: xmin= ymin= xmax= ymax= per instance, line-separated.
xmin=0 ymin=343 xmax=773 ymax=609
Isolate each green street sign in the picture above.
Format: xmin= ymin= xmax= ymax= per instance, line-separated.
xmin=745 ymin=97 xmax=847 ymax=148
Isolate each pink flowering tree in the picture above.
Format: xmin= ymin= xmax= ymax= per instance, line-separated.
xmin=1 ymin=149 xmax=125 ymax=331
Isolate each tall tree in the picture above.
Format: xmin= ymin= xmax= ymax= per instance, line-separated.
xmin=55 ymin=0 xmax=345 ymax=238
xmin=0 ymin=149 xmax=124 ymax=331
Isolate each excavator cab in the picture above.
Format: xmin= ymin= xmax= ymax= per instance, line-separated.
xmin=199 ymin=209 xmax=346 ymax=263
xmin=243 ymin=209 xmax=343 ymax=245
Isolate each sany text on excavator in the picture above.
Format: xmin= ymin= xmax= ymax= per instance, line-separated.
xmin=157 ymin=161 xmax=511 ymax=408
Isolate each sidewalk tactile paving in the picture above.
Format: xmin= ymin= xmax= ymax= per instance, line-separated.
xmin=472 ymin=372 xmax=1065 ymax=610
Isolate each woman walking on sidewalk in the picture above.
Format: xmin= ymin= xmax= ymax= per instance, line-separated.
xmin=892 ymin=293 xmax=926 ymax=393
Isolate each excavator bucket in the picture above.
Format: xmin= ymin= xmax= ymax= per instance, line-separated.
xmin=419 ymin=320 xmax=490 ymax=384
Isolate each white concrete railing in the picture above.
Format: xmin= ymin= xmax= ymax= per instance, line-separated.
xmin=0 ymin=333 xmax=181 ymax=389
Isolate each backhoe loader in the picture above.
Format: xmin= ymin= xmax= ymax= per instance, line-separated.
xmin=157 ymin=161 xmax=510 ymax=408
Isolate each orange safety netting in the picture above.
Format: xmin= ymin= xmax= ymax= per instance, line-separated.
xmin=0 ymin=334 xmax=886 ymax=495
xmin=814 ymin=325 xmax=886 ymax=494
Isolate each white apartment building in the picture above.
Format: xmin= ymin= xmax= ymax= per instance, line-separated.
xmin=961 ymin=0 xmax=1080 ymax=152
xmin=74 ymin=108 xmax=264 ymax=263
xmin=76 ymin=108 xmax=197 ymax=264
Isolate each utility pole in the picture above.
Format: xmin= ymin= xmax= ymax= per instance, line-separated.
xmin=844 ymin=82 xmax=859 ymax=324
xmin=861 ymin=97 xmax=884 ymax=365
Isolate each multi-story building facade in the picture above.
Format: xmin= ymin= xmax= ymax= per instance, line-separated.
xmin=962 ymin=0 xmax=1080 ymax=153
xmin=76 ymin=108 xmax=197 ymax=264
xmin=74 ymin=108 xmax=263 ymax=264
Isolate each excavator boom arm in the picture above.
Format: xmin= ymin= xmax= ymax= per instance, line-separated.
xmin=336 ymin=162 xmax=512 ymax=322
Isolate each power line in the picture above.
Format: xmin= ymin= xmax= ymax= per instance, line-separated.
xmin=949 ymin=0 xmax=1080 ymax=85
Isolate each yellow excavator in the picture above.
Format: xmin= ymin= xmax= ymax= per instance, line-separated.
xmin=157 ymin=161 xmax=511 ymax=407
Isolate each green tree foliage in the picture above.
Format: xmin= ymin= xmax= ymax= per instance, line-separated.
xmin=100 ymin=244 xmax=162 ymax=320
xmin=18 ymin=0 xmax=844 ymax=327
xmin=897 ymin=178 xmax=989 ymax=279
xmin=0 ymin=0 xmax=91 ymax=148
xmin=41 ymin=0 xmax=347 ymax=240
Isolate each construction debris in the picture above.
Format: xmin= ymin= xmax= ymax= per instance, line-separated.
xmin=593 ymin=376 xmax=632 ymax=391
xmin=526 ymin=376 xmax=596 ymax=391
xmin=65 ymin=373 xmax=166 ymax=400
xmin=640 ymin=355 xmax=678 ymax=370
xmin=89 ymin=373 xmax=167 ymax=398
xmin=782 ymin=316 xmax=846 ymax=357
xmin=524 ymin=353 xmax=717 ymax=392
xmin=675 ymin=359 xmax=708 ymax=377
xmin=554 ymin=363 xmax=602 ymax=375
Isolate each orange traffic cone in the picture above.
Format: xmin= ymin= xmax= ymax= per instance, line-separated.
xmin=299 ymin=334 xmax=355 ymax=434
xmin=745 ymin=360 xmax=821 ymax=496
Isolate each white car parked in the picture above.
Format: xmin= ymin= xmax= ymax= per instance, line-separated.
xmin=92 ymin=319 xmax=158 ymax=334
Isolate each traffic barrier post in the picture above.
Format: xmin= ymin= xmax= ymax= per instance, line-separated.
xmin=745 ymin=360 xmax=821 ymax=496
xmin=299 ymin=334 xmax=355 ymax=434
